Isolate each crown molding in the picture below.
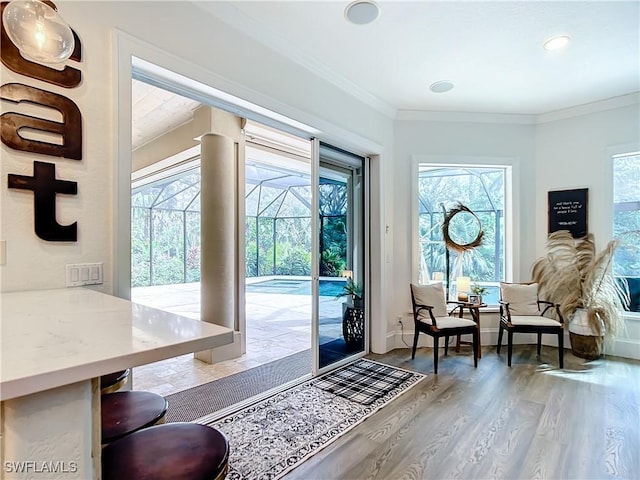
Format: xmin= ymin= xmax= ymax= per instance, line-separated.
xmin=195 ymin=2 xmax=397 ymax=119
xmin=395 ymin=92 xmax=640 ymax=125
xmin=536 ymin=92 xmax=640 ymax=124
xmin=395 ymin=110 xmax=536 ymax=124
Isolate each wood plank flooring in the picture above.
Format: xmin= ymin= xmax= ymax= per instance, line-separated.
xmin=285 ymin=345 xmax=640 ymax=480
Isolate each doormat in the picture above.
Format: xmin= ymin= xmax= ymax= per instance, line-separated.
xmin=208 ymin=359 xmax=425 ymax=480
xmin=313 ymin=359 xmax=416 ymax=405
xmin=165 ymin=349 xmax=310 ymax=423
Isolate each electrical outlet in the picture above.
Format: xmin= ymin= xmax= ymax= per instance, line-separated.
xmin=397 ymin=315 xmax=403 ymax=325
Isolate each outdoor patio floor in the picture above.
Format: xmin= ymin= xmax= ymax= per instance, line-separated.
xmin=131 ymin=281 xmax=343 ymax=396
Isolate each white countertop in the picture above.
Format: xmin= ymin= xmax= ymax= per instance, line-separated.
xmin=0 ymin=288 xmax=234 ymax=400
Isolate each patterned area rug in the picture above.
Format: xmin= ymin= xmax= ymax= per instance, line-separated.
xmin=208 ymin=359 xmax=425 ymax=480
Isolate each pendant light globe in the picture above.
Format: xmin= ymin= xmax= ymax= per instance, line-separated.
xmin=2 ymin=0 xmax=74 ymax=64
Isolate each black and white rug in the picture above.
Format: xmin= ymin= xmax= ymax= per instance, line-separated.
xmin=208 ymin=359 xmax=425 ymax=480
xmin=314 ymin=359 xmax=416 ymax=405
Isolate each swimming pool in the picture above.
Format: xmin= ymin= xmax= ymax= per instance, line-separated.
xmin=246 ymin=279 xmax=346 ymax=297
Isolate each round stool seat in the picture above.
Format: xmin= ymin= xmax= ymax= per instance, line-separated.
xmin=101 ymin=391 xmax=168 ymax=444
xmin=100 ymin=369 xmax=130 ymax=393
xmin=102 ymin=422 xmax=229 ymax=480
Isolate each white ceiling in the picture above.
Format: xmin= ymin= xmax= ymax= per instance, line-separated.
xmin=133 ymin=1 xmax=640 ymax=149
xmin=197 ymin=0 xmax=640 ymax=116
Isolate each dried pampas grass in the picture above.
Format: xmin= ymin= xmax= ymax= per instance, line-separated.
xmin=532 ymin=230 xmax=629 ymax=338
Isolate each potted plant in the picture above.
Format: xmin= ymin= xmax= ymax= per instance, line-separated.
xmin=335 ymin=278 xmax=364 ymax=309
xmin=470 ymin=283 xmax=488 ymax=304
xmin=531 ymin=230 xmax=629 ymax=359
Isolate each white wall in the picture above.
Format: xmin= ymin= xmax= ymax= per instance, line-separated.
xmin=390 ymin=114 xmax=537 ymax=348
xmin=535 ymin=99 xmax=640 ymax=254
xmin=0 ymin=22 xmax=112 ymax=293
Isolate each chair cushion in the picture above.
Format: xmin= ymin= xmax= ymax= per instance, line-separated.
xmin=411 ymin=282 xmax=448 ymax=317
xmin=500 ymin=282 xmax=540 ymax=316
xmin=508 ymin=315 xmax=562 ymax=327
xmin=418 ymin=315 xmax=476 ymax=329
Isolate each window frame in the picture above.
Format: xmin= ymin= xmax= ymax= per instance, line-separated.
xmin=612 ymin=150 xmax=640 ymax=315
xmin=411 ymin=155 xmax=515 ymax=306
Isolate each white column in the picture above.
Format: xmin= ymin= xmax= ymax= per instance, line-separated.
xmin=196 ymin=133 xmax=239 ymax=363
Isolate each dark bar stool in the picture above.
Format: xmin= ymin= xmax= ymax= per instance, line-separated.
xmin=102 ymin=422 xmax=229 ymax=480
xmin=101 ymin=391 xmax=168 ymax=445
xmin=100 ymin=369 xmax=130 ymax=394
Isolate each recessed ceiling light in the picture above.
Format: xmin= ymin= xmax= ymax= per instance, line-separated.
xmin=543 ymin=35 xmax=571 ymax=51
xmin=429 ymin=80 xmax=455 ymax=93
xmin=345 ymin=1 xmax=380 ymax=25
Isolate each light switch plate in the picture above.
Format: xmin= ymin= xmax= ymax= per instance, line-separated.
xmin=66 ymin=263 xmax=103 ymax=286
xmin=0 ymin=240 xmax=6 ymax=265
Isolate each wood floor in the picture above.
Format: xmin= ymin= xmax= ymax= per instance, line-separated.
xmin=285 ymin=345 xmax=640 ymax=480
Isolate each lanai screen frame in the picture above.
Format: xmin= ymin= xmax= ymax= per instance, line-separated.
xmin=131 ymin=160 xmax=349 ymax=287
xmin=417 ymin=165 xmax=506 ymax=287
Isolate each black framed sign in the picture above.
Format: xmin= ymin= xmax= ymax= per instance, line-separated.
xmin=548 ymin=188 xmax=588 ymax=238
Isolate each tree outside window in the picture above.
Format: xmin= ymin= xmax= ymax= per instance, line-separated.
xmin=418 ymin=165 xmax=507 ymax=304
xmin=131 ymin=162 xmax=349 ymax=287
xmin=613 ymin=152 xmax=640 ymax=312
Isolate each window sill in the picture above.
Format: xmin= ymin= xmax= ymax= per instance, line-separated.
xmin=623 ymin=311 xmax=640 ymax=322
xmin=482 ymin=308 xmax=640 ymax=318
xmin=481 ymin=305 xmax=500 ymax=314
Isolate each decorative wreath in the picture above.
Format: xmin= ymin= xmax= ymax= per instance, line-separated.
xmin=442 ymin=203 xmax=484 ymax=253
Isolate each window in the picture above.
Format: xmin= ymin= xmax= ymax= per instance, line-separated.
xmin=417 ymin=165 xmax=508 ymax=304
xmin=612 ymin=152 xmax=640 ymax=313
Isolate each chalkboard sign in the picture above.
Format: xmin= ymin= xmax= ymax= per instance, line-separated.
xmin=548 ymin=188 xmax=588 ymax=238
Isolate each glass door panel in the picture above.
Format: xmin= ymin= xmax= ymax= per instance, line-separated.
xmin=244 ymin=127 xmax=313 ymax=376
xmin=314 ymin=141 xmax=366 ymax=372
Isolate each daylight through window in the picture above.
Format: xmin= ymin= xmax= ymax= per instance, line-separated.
xmin=417 ymin=165 xmax=507 ymax=305
xmin=612 ymin=152 xmax=640 ymax=312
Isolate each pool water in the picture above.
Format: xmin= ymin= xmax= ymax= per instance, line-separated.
xmin=246 ymin=280 xmax=502 ymax=304
xmin=246 ymin=279 xmax=346 ymax=297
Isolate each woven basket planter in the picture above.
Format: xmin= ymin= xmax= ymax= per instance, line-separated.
xmin=569 ymin=332 xmax=603 ymax=359
xmin=568 ymin=308 xmax=604 ymax=359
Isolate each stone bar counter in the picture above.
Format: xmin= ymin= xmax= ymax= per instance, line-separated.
xmin=0 ymin=288 xmax=233 ymax=479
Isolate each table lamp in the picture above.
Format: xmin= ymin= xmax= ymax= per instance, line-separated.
xmin=456 ymin=276 xmax=471 ymax=301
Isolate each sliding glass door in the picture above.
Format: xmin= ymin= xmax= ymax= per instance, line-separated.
xmin=312 ymin=140 xmax=367 ymax=373
xmin=243 ymin=128 xmax=366 ymax=378
xmin=124 ymin=61 xmax=369 ymax=391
